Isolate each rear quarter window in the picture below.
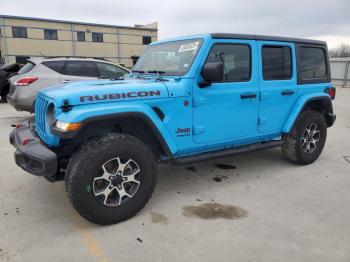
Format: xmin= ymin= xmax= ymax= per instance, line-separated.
xmin=298 ymin=45 xmax=329 ymax=84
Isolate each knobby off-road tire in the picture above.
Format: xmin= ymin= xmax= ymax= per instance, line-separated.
xmin=282 ymin=110 xmax=327 ymax=165
xmin=65 ymin=134 xmax=157 ymax=225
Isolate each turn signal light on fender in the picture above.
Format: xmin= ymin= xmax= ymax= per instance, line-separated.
xmin=55 ymin=121 xmax=81 ymax=131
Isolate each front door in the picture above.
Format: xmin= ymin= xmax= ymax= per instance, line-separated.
xmin=193 ymin=40 xmax=259 ymax=144
xmin=257 ymin=41 xmax=298 ymax=133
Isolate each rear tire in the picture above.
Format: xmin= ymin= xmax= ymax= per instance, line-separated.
xmin=282 ymin=110 xmax=327 ymax=165
xmin=65 ymin=133 xmax=157 ymax=225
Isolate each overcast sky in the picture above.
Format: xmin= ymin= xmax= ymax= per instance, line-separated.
xmin=1 ymin=0 xmax=349 ymax=48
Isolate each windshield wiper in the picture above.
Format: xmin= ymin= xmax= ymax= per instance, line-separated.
xmin=146 ymin=70 xmax=168 ymax=81
xmin=131 ymin=70 xmax=145 ymax=78
xmin=147 ymin=70 xmax=165 ymax=75
xmin=132 ymin=70 xmax=145 ymax=73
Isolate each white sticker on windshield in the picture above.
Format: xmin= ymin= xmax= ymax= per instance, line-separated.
xmin=183 ymin=63 xmax=189 ymax=68
xmin=178 ymin=41 xmax=199 ymax=53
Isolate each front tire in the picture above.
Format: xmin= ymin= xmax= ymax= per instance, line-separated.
xmin=65 ymin=134 xmax=157 ymax=225
xmin=282 ymin=110 xmax=327 ymax=165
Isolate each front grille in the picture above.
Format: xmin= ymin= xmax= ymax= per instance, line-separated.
xmin=35 ymin=94 xmax=49 ymax=137
xmin=34 ymin=94 xmax=59 ymax=146
xmin=9 ymin=84 xmax=16 ymax=95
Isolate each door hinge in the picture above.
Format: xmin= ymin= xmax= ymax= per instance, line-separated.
xmin=258 ymin=116 xmax=267 ymax=126
xmin=193 ymin=125 xmax=205 ymax=135
xmin=193 ymin=97 xmax=206 ymax=107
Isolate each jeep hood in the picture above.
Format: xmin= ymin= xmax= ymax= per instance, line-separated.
xmin=40 ymin=78 xmax=169 ymax=106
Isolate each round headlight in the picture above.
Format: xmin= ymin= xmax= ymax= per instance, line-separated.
xmin=46 ymin=103 xmax=56 ymax=126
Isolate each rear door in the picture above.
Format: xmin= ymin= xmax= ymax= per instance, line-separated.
xmin=59 ymin=61 xmax=99 ymax=83
xmin=257 ymin=41 xmax=298 ymax=133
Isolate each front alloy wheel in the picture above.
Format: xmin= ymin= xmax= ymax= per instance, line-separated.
xmin=65 ymin=134 xmax=157 ymax=225
xmin=93 ymin=157 xmax=141 ymax=207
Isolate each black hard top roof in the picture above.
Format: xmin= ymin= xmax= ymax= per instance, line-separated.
xmin=211 ymin=33 xmax=326 ymax=46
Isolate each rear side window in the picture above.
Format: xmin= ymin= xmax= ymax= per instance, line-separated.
xmin=96 ymin=63 xmax=128 ymax=79
xmin=262 ymin=46 xmax=292 ymax=80
xmin=64 ymin=61 xmax=98 ymax=77
xmin=17 ymin=62 xmax=36 ymax=75
xmin=42 ymin=61 xmax=65 ymax=74
xmin=206 ymin=44 xmax=251 ymax=82
xmin=300 ymin=47 xmax=327 ymax=80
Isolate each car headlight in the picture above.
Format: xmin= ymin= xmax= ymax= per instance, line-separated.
xmin=55 ymin=120 xmax=81 ymax=132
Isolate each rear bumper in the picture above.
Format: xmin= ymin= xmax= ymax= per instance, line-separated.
xmin=7 ymin=85 xmax=35 ymax=112
xmin=9 ymin=121 xmax=57 ymax=176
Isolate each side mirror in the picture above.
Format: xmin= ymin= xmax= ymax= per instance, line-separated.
xmin=201 ymin=62 xmax=224 ymax=85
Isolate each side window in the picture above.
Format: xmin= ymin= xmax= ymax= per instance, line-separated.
xmin=142 ymin=36 xmax=152 ymax=45
xmin=262 ymin=46 xmax=292 ymax=80
xmin=206 ymin=44 xmax=251 ymax=82
xmin=42 ymin=61 xmax=65 ymax=74
xmin=64 ymin=61 xmax=98 ymax=77
xmin=77 ymin=32 xmax=85 ymax=42
xmin=12 ymin=27 xmax=27 ymax=38
xmin=44 ymin=29 xmax=58 ymax=40
xmin=300 ymin=47 xmax=327 ymax=80
xmin=96 ymin=63 xmax=128 ymax=79
xmin=92 ymin=32 xmax=103 ymax=42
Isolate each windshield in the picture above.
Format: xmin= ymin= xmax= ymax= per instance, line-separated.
xmin=133 ymin=39 xmax=203 ymax=76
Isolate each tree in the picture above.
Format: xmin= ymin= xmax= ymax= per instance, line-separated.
xmin=329 ymin=43 xmax=350 ymax=58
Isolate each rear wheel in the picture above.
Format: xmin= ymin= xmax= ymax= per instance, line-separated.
xmin=282 ymin=110 xmax=327 ymax=165
xmin=65 ymin=134 xmax=157 ymax=225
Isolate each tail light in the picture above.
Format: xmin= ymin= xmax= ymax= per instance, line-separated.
xmin=14 ymin=76 xmax=38 ymax=86
xmin=325 ymin=87 xmax=336 ymax=100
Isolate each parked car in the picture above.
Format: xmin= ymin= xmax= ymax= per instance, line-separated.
xmin=7 ymin=57 xmax=130 ymax=112
xmin=0 ymin=63 xmax=23 ymax=101
xmin=10 ymin=33 xmax=336 ymax=225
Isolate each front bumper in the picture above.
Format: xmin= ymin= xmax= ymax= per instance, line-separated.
xmin=9 ymin=121 xmax=57 ymax=176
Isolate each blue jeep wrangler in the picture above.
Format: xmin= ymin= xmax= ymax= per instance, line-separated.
xmin=10 ymin=33 xmax=336 ymax=224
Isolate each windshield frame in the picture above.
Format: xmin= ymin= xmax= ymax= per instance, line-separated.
xmin=132 ymin=38 xmax=204 ymax=77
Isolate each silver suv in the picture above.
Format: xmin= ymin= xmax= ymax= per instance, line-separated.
xmin=7 ymin=57 xmax=130 ymax=112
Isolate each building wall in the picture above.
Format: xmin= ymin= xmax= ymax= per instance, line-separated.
xmin=0 ymin=16 xmax=157 ymax=67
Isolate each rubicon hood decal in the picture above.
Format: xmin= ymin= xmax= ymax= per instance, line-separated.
xmin=80 ymin=90 xmax=161 ymax=102
xmin=40 ymin=78 xmax=169 ymax=105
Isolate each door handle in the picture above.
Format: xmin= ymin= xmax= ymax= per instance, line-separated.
xmin=61 ymin=80 xmax=70 ymax=83
xmin=281 ymin=90 xmax=295 ymax=96
xmin=240 ymin=93 xmax=257 ymax=99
